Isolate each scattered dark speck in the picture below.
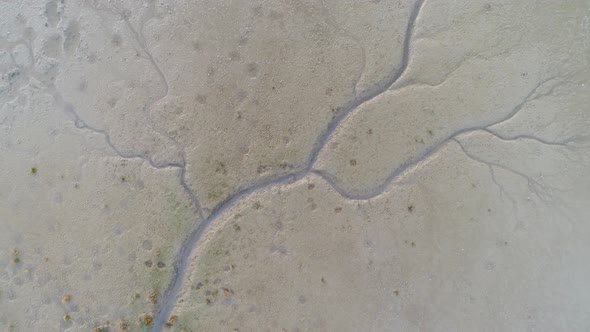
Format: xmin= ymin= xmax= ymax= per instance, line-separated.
xmin=196 ymin=94 xmax=207 ymax=104
xmin=144 ymin=260 xmax=153 ymax=268
xmin=157 ymin=261 xmax=165 ymax=268
xmin=215 ymin=161 xmax=227 ymax=175
xmin=119 ymin=321 xmax=130 ymax=331
xmin=307 ymin=183 xmax=315 ymax=190
xmin=247 ymin=63 xmax=259 ymax=77
xmin=257 ymin=164 xmax=270 ymax=173
xmin=238 ymin=35 xmax=249 ymax=45
xmin=407 ymin=205 xmax=414 ymax=212
xmin=229 ymin=50 xmax=241 ymax=61
xmin=166 ymin=315 xmax=178 ymax=327
xmin=252 ymin=5 xmax=263 ymax=16
xmin=8 ymin=70 xmax=20 ymax=79
xmin=31 ymin=167 xmax=37 ymax=174
xmin=141 ymin=313 xmax=154 ymax=327
xmin=148 ymin=291 xmax=157 ymax=304
xmin=111 ymin=34 xmax=122 ymax=47
xmin=349 ymin=159 xmax=357 ymax=166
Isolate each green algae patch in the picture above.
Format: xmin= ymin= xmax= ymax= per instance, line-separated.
xmin=142 ymin=191 xmax=196 ymax=297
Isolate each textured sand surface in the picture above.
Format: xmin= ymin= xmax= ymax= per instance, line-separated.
xmin=1 ymin=0 xmax=589 ymax=331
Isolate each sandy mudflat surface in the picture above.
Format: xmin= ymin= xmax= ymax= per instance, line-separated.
xmin=1 ymin=1 xmax=589 ymax=331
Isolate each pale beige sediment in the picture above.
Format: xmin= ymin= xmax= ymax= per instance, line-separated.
xmin=1 ymin=0 xmax=589 ymax=331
